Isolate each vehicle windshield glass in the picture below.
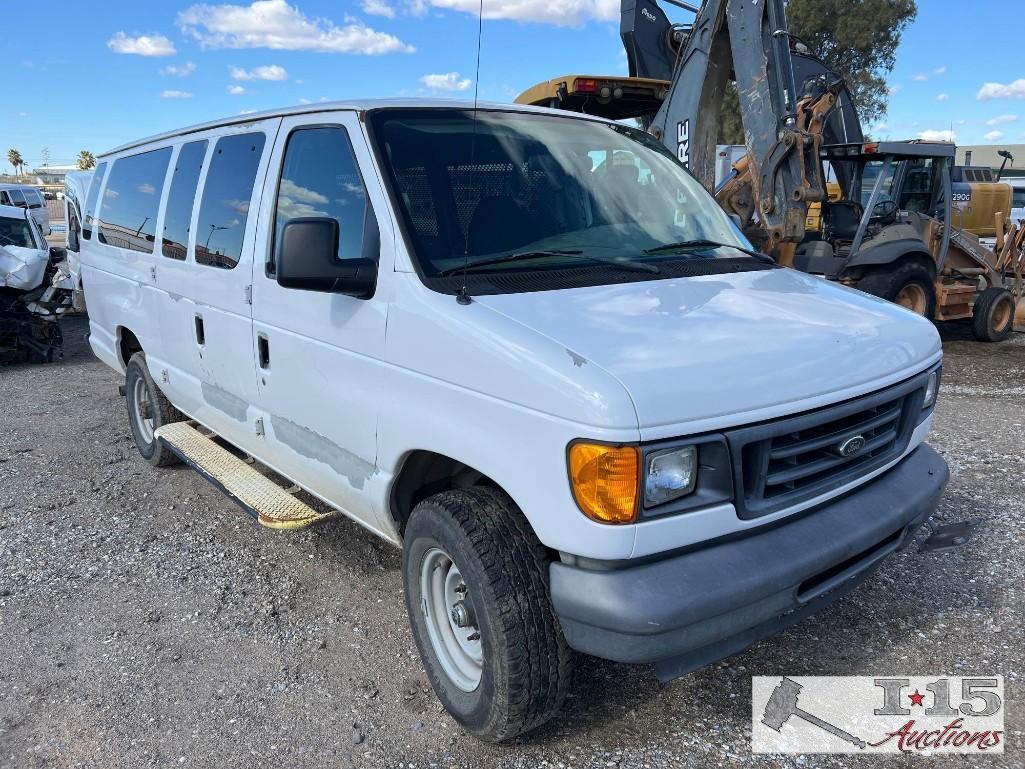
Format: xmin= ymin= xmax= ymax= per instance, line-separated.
xmin=1013 ymin=188 xmax=1025 ymax=209
xmin=0 ymin=216 xmax=36 ymax=248
xmin=370 ymin=109 xmax=749 ymax=278
xmin=858 ymin=159 xmax=898 ymax=206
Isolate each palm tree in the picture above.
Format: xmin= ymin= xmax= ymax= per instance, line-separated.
xmin=77 ymin=150 xmax=96 ymax=171
xmin=7 ymin=148 xmax=24 ymax=177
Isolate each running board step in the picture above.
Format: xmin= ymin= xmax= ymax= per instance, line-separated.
xmin=154 ymin=422 xmax=335 ymax=530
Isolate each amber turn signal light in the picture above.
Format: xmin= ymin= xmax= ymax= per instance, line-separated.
xmin=568 ymin=442 xmax=639 ymax=524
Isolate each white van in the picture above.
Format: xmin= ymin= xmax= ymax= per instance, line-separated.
xmin=81 ymin=100 xmax=948 ymax=742
xmin=0 ymin=183 xmax=50 ymax=234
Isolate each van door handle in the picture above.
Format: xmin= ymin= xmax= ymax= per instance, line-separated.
xmin=194 ymin=315 xmax=205 ymax=346
xmin=257 ymin=334 xmax=270 ymax=369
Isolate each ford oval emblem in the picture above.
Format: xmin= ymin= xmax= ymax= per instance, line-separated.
xmin=838 ymin=435 xmax=866 ymax=457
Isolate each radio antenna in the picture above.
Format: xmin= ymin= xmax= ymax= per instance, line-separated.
xmin=456 ymin=0 xmax=485 ymax=306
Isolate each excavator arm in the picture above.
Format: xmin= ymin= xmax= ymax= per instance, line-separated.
xmin=647 ymin=0 xmax=832 ymax=246
xmin=518 ymin=0 xmax=864 ymax=248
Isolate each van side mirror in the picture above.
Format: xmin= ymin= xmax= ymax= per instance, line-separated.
xmin=276 ymin=217 xmax=377 ymax=298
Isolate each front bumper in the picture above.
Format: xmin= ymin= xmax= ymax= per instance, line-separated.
xmin=549 ymin=444 xmax=949 ymax=681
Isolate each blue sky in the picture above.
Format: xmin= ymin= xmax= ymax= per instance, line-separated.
xmin=3 ymin=0 xmax=1022 ymax=169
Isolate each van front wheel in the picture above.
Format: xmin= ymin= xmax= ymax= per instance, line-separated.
xmin=402 ymin=487 xmax=573 ymax=742
xmin=125 ymin=352 xmax=182 ymax=467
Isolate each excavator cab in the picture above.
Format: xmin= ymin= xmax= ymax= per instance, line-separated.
xmin=794 ymin=141 xmax=1025 ymax=340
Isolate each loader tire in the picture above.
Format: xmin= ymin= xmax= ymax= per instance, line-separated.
xmin=125 ymin=352 xmax=183 ymax=467
xmin=971 ymin=287 xmax=1015 ymax=343
xmin=855 ymin=261 xmax=936 ymax=318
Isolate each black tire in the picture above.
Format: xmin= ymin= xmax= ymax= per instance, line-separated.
xmin=125 ymin=352 xmax=183 ymax=467
xmin=402 ymin=487 xmax=574 ymax=743
xmin=855 ymin=261 xmax=937 ymax=318
xmin=971 ymin=287 xmax=1015 ymax=342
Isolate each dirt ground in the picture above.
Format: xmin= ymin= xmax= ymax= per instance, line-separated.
xmin=1 ymin=317 xmax=1022 ymax=768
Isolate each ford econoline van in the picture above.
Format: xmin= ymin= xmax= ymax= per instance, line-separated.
xmin=80 ymin=100 xmax=948 ymax=742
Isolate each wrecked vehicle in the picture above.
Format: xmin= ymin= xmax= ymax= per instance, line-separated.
xmin=0 ymin=204 xmax=74 ymax=363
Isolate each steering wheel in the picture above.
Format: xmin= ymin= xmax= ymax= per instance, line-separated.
xmin=870 ymin=199 xmax=899 ymax=224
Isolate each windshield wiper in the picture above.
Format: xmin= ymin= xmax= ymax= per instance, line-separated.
xmin=644 ymin=239 xmax=775 ymax=264
xmin=440 ymin=249 xmax=659 ymax=277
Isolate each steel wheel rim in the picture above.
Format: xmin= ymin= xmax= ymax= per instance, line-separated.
xmin=132 ymin=377 xmax=155 ymax=443
xmin=993 ymin=297 xmax=1012 ymax=332
xmin=419 ymin=547 xmax=483 ymax=692
xmin=895 ymin=283 xmax=928 ymax=315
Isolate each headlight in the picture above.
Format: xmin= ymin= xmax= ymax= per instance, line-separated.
xmin=568 ymin=442 xmax=639 ymax=524
xmin=644 ymin=446 xmax=697 ymax=507
xmin=923 ymin=368 xmax=940 ymax=409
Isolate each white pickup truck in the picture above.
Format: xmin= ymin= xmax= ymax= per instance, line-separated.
xmin=78 ymin=99 xmax=948 ymax=741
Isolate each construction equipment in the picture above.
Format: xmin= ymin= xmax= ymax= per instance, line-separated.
xmin=517 ymin=0 xmax=1025 ymax=339
xmin=798 ymin=140 xmax=1025 ymax=338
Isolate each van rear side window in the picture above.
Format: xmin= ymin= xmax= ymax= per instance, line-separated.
xmin=272 ymin=127 xmax=368 ymax=272
xmin=98 ymin=147 xmax=172 ymax=253
xmin=83 ymin=162 xmax=107 ymax=240
xmin=162 ymin=140 xmax=208 ymax=260
xmin=195 ymin=132 xmax=265 ymax=269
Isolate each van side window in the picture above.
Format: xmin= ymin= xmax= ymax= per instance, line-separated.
xmin=8 ymin=189 xmax=27 ymax=208
xmin=0 ymin=191 xmax=9 ymax=205
xmin=195 ymin=132 xmax=265 ymax=269
xmin=162 ymin=140 xmax=208 ymax=260
xmin=98 ymin=147 xmax=172 ymax=253
xmin=24 ymin=189 xmax=43 ymax=209
xmin=83 ymin=162 xmax=108 ymax=241
xmin=271 ymin=127 xmax=368 ymax=272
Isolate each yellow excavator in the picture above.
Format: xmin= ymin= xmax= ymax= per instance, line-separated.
xmin=517 ymin=0 xmax=1025 ymax=339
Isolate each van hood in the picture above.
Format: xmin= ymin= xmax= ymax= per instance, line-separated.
xmin=475 ymin=268 xmax=941 ymax=434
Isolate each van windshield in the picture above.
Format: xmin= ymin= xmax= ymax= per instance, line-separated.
xmin=369 ymin=109 xmax=752 ymax=283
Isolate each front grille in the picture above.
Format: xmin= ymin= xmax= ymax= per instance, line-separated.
xmin=726 ymin=372 xmax=930 ymax=519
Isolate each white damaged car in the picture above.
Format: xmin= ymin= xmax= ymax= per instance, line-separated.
xmin=0 ymin=204 xmax=74 ymax=363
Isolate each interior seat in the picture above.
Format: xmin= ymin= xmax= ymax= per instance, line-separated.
xmin=466 ymin=195 xmax=539 ymax=256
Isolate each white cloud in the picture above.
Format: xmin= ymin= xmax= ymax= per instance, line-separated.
xmin=107 ymin=31 xmax=177 ymax=56
xmin=873 ymin=122 xmax=890 ymax=133
xmin=887 ymin=84 xmax=902 ymax=95
xmin=420 ymin=72 xmax=472 ymax=91
xmin=229 ymin=64 xmax=288 ymax=80
xmin=161 ymin=61 xmax=197 ymax=76
xmin=239 ymin=109 xmax=258 ymax=115
xmin=138 ymin=183 xmax=156 ymax=195
xmin=297 ymin=97 xmax=312 ymax=104
xmin=984 ymin=130 xmax=1005 ymax=142
xmin=986 ymin=114 xmax=1018 ymax=126
xmin=933 ymin=65 xmax=947 ymax=76
xmin=228 ymin=84 xmax=247 ymax=95
xmin=912 ymin=73 xmax=929 ymax=82
xmin=178 ymin=0 xmax=414 ymax=54
xmin=161 ymin=89 xmax=193 ymax=99
xmin=362 ymin=0 xmax=395 ymax=18
xmin=978 ymin=79 xmax=1025 ymax=101
xmin=918 ymin=129 xmax=956 ymax=142
xmin=936 ymin=93 xmax=949 ymax=102
xmin=426 ymin=0 xmax=618 ymax=25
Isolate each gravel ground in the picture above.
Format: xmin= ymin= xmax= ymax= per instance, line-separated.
xmin=1 ymin=317 xmax=1022 ymax=768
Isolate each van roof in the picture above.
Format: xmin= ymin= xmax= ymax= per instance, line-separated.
xmin=99 ymin=98 xmax=602 ymax=158
xmin=0 ymin=183 xmax=39 ymax=191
